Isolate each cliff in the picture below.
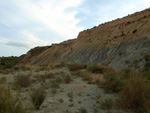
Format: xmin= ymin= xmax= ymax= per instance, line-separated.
xmin=20 ymin=8 xmax=150 ymax=70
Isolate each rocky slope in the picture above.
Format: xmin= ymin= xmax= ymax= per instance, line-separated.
xmin=21 ymin=8 xmax=150 ymax=70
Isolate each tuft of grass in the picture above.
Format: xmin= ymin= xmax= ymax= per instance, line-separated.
xmin=0 ymin=86 xmax=26 ymax=113
xmin=72 ymin=71 xmax=82 ymax=77
xmin=30 ymin=88 xmax=46 ymax=110
xmin=15 ymin=74 xmax=31 ymax=88
xmin=101 ymin=98 xmax=113 ymax=110
xmin=51 ymin=80 xmax=60 ymax=88
xmin=63 ymin=74 xmax=72 ymax=83
xmin=51 ymin=62 xmax=66 ymax=68
xmin=44 ymin=72 xmax=55 ymax=79
xmin=67 ymin=63 xmax=86 ymax=71
xmin=78 ymin=107 xmax=88 ymax=113
xmin=55 ymin=76 xmax=62 ymax=83
xmin=0 ymin=77 xmax=6 ymax=84
xmin=58 ymin=98 xmax=64 ymax=103
xmin=51 ymin=88 xmax=57 ymax=94
xmin=81 ymin=72 xmax=93 ymax=82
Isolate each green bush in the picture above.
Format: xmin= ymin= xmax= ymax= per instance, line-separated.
xmin=0 ymin=56 xmax=19 ymax=70
xmin=119 ymin=75 xmax=150 ymax=113
xmin=55 ymin=76 xmax=62 ymax=83
xmin=78 ymin=107 xmax=88 ymax=113
xmin=0 ymin=86 xmax=26 ymax=113
xmin=15 ymin=75 xmax=31 ymax=88
xmin=30 ymin=88 xmax=46 ymax=110
xmin=81 ymin=72 xmax=93 ymax=82
xmin=63 ymin=74 xmax=72 ymax=83
xmin=103 ymin=72 xmax=123 ymax=93
xmin=87 ymin=64 xmax=112 ymax=74
xmin=101 ymin=98 xmax=113 ymax=110
xmin=51 ymin=80 xmax=60 ymax=88
xmin=67 ymin=63 xmax=85 ymax=71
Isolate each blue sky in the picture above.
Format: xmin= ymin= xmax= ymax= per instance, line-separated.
xmin=0 ymin=0 xmax=150 ymax=57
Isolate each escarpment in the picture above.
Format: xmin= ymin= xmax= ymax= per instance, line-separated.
xmin=20 ymin=8 xmax=150 ymax=70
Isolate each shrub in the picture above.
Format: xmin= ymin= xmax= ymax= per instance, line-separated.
xmin=51 ymin=80 xmax=60 ymax=88
xmin=44 ymin=72 xmax=55 ymax=79
xmin=0 ymin=77 xmax=6 ymax=84
xmin=144 ymin=54 xmax=150 ymax=61
xmin=0 ymin=56 xmax=19 ymax=70
xmin=72 ymin=71 xmax=82 ymax=77
xmin=30 ymin=88 xmax=46 ymax=110
xmin=0 ymin=86 xmax=26 ymax=113
xmin=55 ymin=76 xmax=62 ymax=83
xmin=81 ymin=72 xmax=93 ymax=82
xmin=87 ymin=64 xmax=112 ymax=74
xmin=119 ymin=75 xmax=150 ymax=112
xmin=15 ymin=75 xmax=31 ymax=88
xmin=51 ymin=88 xmax=57 ymax=94
xmin=51 ymin=62 xmax=66 ymax=68
xmin=63 ymin=75 xmax=72 ymax=83
xmin=67 ymin=63 xmax=85 ymax=71
xmin=78 ymin=107 xmax=88 ymax=113
xmin=36 ymin=73 xmax=55 ymax=82
xmin=58 ymin=98 xmax=64 ymax=103
xmin=102 ymin=72 xmax=123 ymax=93
xmin=101 ymin=98 xmax=113 ymax=110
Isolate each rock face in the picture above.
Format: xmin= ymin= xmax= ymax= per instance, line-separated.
xmin=21 ymin=8 xmax=150 ymax=70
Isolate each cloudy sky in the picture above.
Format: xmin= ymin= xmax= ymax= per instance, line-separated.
xmin=0 ymin=0 xmax=150 ymax=56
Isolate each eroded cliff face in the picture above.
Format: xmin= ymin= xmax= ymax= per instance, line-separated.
xmin=21 ymin=8 xmax=150 ymax=70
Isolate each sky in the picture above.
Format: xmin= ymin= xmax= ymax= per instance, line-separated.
xmin=0 ymin=0 xmax=150 ymax=57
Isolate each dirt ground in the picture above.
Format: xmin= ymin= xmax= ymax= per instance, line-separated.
xmin=0 ymin=67 xmax=129 ymax=113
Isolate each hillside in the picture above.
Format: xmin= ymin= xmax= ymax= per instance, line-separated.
xmin=21 ymin=8 xmax=150 ymax=70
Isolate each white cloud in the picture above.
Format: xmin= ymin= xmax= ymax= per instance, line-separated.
xmin=97 ymin=0 xmax=150 ymax=24
xmin=0 ymin=0 xmax=84 ymax=49
xmin=0 ymin=37 xmax=9 ymax=43
xmin=20 ymin=30 xmax=48 ymax=47
xmin=6 ymin=41 xmax=32 ymax=49
xmin=12 ymin=0 xmax=84 ymax=39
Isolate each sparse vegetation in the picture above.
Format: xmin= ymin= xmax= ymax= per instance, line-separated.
xmin=15 ymin=74 xmax=31 ymax=88
xmin=102 ymin=72 xmax=123 ymax=93
xmin=81 ymin=72 xmax=93 ymax=82
xmin=0 ymin=86 xmax=26 ymax=113
xmin=58 ymin=98 xmax=64 ymax=103
xmin=0 ymin=77 xmax=6 ymax=84
xmin=87 ymin=64 xmax=112 ymax=74
xmin=51 ymin=80 xmax=60 ymax=88
xmin=55 ymin=76 xmax=62 ymax=83
xmin=118 ymin=73 xmax=150 ymax=113
xmin=67 ymin=63 xmax=86 ymax=71
xmin=133 ymin=29 xmax=137 ymax=34
xmin=30 ymin=88 xmax=46 ymax=110
xmin=101 ymin=98 xmax=113 ymax=110
xmin=63 ymin=74 xmax=72 ymax=83
xmin=78 ymin=107 xmax=88 ymax=113
xmin=0 ymin=56 xmax=19 ymax=70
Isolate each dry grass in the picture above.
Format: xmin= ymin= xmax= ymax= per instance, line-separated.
xmin=81 ymin=72 xmax=93 ymax=82
xmin=30 ymin=88 xmax=46 ymax=110
xmin=63 ymin=75 xmax=72 ymax=83
xmin=87 ymin=64 xmax=114 ymax=74
xmin=119 ymin=74 xmax=150 ymax=113
xmin=0 ymin=85 xmax=26 ymax=113
xmin=67 ymin=63 xmax=86 ymax=71
xmin=15 ymin=74 xmax=31 ymax=88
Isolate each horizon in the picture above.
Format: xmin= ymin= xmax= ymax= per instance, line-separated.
xmin=0 ymin=0 xmax=150 ymax=57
